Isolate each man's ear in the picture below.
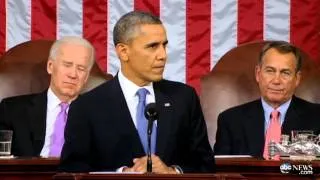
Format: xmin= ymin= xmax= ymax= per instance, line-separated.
xmin=47 ymin=59 xmax=53 ymax=74
xmin=115 ymin=43 xmax=129 ymax=62
xmin=255 ymin=65 xmax=261 ymax=83
xmin=295 ymin=71 xmax=301 ymax=87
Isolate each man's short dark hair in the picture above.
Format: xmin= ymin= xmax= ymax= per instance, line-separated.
xmin=259 ymin=41 xmax=302 ymax=72
xmin=113 ymin=11 xmax=162 ymax=46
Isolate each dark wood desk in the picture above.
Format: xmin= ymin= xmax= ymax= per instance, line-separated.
xmin=0 ymin=157 xmax=59 ymax=180
xmin=216 ymin=157 xmax=320 ymax=180
xmin=0 ymin=157 xmax=319 ymax=180
xmin=53 ymin=173 xmax=245 ymax=180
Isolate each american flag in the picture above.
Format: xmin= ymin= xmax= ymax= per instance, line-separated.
xmin=0 ymin=0 xmax=319 ymax=93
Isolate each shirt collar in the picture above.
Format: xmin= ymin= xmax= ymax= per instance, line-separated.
xmin=47 ymin=88 xmax=62 ymax=111
xmin=118 ymin=69 xmax=154 ymax=100
xmin=47 ymin=88 xmax=71 ymax=111
xmin=261 ymin=97 xmax=292 ymax=125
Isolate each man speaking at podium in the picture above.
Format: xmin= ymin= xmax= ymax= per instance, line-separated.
xmin=60 ymin=11 xmax=214 ymax=173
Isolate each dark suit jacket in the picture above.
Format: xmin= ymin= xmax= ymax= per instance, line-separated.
xmin=0 ymin=91 xmax=47 ymax=157
xmin=214 ymin=96 xmax=320 ymax=157
xmin=59 ymin=77 xmax=215 ymax=173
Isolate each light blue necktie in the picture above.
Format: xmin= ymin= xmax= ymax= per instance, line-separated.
xmin=136 ymin=88 xmax=157 ymax=154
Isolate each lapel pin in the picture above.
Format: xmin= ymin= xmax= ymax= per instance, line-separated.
xmin=164 ymin=103 xmax=171 ymax=107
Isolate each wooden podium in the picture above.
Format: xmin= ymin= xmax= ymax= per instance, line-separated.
xmin=53 ymin=173 xmax=245 ymax=180
xmin=216 ymin=157 xmax=320 ymax=180
xmin=53 ymin=158 xmax=320 ymax=180
xmin=0 ymin=157 xmax=59 ymax=180
xmin=0 ymin=157 xmax=319 ymax=180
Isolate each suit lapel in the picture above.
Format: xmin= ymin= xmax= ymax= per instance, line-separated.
xmin=28 ymin=91 xmax=47 ymax=156
xmin=109 ymin=77 xmax=145 ymax=156
xmin=243 ymin=100 xmax=265 ymax=157
xmin=153 ymin=81 xmax=173 ymax=157
xmin=282 ymin=97 xmax=301 ymax=135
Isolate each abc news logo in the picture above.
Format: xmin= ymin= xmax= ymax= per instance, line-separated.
xmin=280 ymin=162 xmax=313 ymax=175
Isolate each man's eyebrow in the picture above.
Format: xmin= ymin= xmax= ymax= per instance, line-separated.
xmin=62 ymin=60 xmax=73 ymax=64
xmin=145 ymin=40 xmax=168 ymax=48
xmin=264 ymin=66 xmax=275 ymax=69
xmin=145 ymin=42 xmax=159 ymax=47
xmin=280 ymin=68 xmax=293 ymax=72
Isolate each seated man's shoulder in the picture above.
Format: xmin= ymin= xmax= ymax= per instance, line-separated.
xmin=217 ymin=100 xmax=261 ymax=128
xmin=220 ymin=99 xmax=260 ymax=116
xmin=1 ymin=93 xmax=42 ymax=105
xmin=292 ymin=96 xmax=320 ymax=115
xmin=293 ymin=96 xmax=320 ymax=107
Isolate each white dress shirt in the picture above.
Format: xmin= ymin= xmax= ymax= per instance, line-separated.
xmin=40 ymin=88 xmax=69 ymax=157
xmin=118 ymin=69 xmax=156 ymax=128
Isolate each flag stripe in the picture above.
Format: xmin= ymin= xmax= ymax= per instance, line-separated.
xmin=83 ymin=0 xmax=108 ymax=72
xmin=31 ymin=0 xmax=56 ymax=40
xmin=264 ymin=0 xmax=290 ymax=42
xmin=0 ymin=0 xmax=6 ymax=55
xmin=6 ymin=0 xmax=31 ymax=49
xmin=290 ymin=0 xmax=320 ymax=62
xmin=57 ymin=0 xmax=83 ymax=38
xmin=107 ymin=0 xmax=133 ymax=75
xmin=134 ymin=0 xmax=160 ymax=17
xmin=237 ymin=0 xmax=263 ymax=44
xmin=186 ymin=0 xmax=211 ymax=91
xmin=211 ymin=0 xmax=238 ymax=67
xmin=1 ymin=0 xmax=320 ymax=92
xmin=161 ymin=1 xmax=186 ymax=83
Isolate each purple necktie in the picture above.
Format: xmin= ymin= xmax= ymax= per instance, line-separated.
xmin=49 ymin=102 xmax=69 ymax=157
xmin=136 ymin=88 xmax=157 ymax=154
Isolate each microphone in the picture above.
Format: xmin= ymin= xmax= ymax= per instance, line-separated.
xmin=144 ymin=103 xmax=159 ymax=134
xmin=144 ymin=103 xmax=159 ymax=173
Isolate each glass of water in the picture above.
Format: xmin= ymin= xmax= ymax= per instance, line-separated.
xmin=0 ymin=130 xmax=13 ymax=156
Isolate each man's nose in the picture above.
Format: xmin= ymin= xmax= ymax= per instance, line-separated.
xmin=272 ymin=72 xmax=281 ymax=83
xmin=157 ymin=46 xmax=167 ymax=60
xmin=68 ymin=66 xmax=77 ymax=78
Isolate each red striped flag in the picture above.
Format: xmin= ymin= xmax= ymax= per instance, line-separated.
xmin=0 ymin=0 xmax=319 ymax=93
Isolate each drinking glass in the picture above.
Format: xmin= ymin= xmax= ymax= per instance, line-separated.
xmin=291 ymin=130 xmax=313 ymax=143
xmin=0 ymin=130 xmax=13 ymax=156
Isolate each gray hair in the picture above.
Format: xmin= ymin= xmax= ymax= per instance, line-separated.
xmin=49 ymin=36 xmax=95 ymax=68
xmin=113 ymin=11 xmax=162 ymax=46
xmin=259 ymin=41 xmax=302 ymax=72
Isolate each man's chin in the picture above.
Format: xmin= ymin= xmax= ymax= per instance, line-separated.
xmin=151 ymin=76 xmax=163 ymax=82
xmin=61 ymin=89 xmax=78 ymax=98
xmin=267 ymin=91 xmax=284 ymax=97
xmin=267 ymin=96 xmax=287 ymax=105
